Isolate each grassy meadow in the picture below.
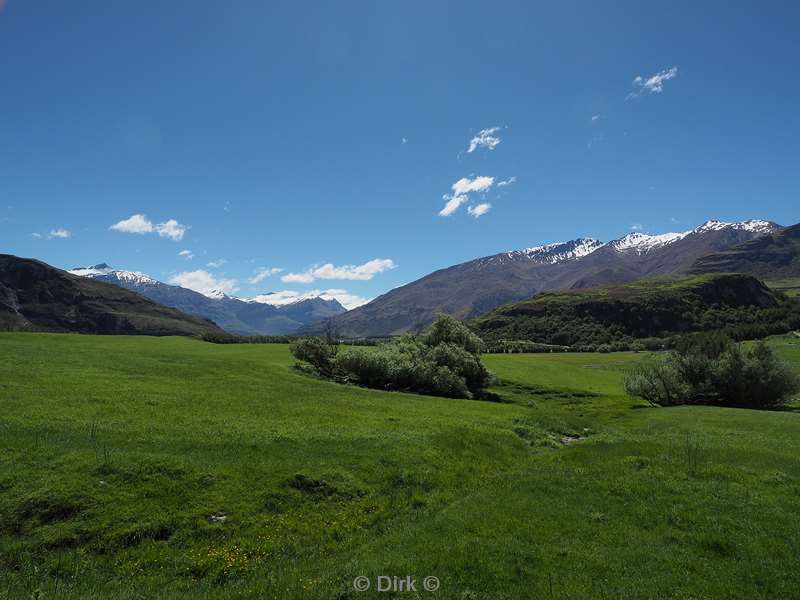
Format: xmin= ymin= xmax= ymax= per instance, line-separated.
xmin=1 ymin=333 xmax=799 ymax=599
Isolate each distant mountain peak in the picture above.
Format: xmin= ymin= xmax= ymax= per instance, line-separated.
xmin=693 ymin=219 xmax=778 ymax=234
xmin=497 ymin=238 xmax=605 ymax=265
xmin=610 ymin=231 xmax=689 ymax=254
xmin=69 ymin=264 xmax=159 ymax=286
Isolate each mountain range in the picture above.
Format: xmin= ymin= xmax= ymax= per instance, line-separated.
xmin=68 ymin=265 xmax=346 ymax=336
xmin=0 ymin=255 xmax=223 ymax=336
xmin=690 ymin=222 xmax=800 ymax=280
xmin=309 ymin=219 xmax=785 ymax=337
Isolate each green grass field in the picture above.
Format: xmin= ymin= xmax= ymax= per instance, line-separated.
xmin=768 ymin=277 xmax=800 ymax=298
xmin=1 ymin=333 xmax=799 ymax=599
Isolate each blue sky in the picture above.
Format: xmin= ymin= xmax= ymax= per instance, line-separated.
xmin=1 ymin=1 xmax=798 ymax=306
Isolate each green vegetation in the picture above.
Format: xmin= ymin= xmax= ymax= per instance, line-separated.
xmin=291 ymin=315 xmax=492 ymax=399
xmin=1 ymin=332 xmax=800 ymax=598
xmin=471 ymin=273 xmax=800 ymax=350
xmin=768 ymin=277 xmax=800 ymax=298
xmin=625 ymin=332 xmax=800 ymax=408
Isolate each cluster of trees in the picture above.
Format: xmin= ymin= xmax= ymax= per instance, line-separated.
xmin=624 ymin=332 xmax=800 ymax=409
xmin=200 ymin=332 xmax=298 ymax=344
xmin=290 ymin=315 xmax=493 ymax=399
xmin=478 ymin=302 xmax=800 ymax=352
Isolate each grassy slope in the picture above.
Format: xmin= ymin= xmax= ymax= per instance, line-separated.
xmin=768 ymin=277 xmax=800 ymax=298
xmin=471 ymin=273 xmax=791 ymax=346
xmin=1 ymin=334 xmax=799 ymax=599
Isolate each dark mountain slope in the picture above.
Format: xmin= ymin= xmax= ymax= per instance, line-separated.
xmin=690 ymin=223 xmax=800 ymax=279
xmin=0 ymin=255 xmax=224 ymax=336
xmin=471 ymin=274 xmax=798 ymax=348
xmin=314 ymin=220 xmax=780 ymax=338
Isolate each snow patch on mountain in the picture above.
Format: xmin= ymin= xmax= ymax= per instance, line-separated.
xmin=69 ymin=264 xmax=159 ymax=285
xmin=610 ymin=231 xmax=689 ymax=253
xmin=501 ymin=238 xmax=605 ymax=264
xmin=693 ymin=219 xmax=777 ymax=234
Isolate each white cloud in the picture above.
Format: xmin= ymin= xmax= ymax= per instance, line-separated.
xmin=628 ymin=66 xmax=678 ymax=98
xmin=33 ymin=228 xmax=71 ymax=239
xmin=281 ymin=258 xmax=396 ymax=284
xmin=630 ymin=223 xmax=644 ymax=231
xmin=207 ymin=259 xmax=227 ymax=269
xmin=591 ymin=115 xmax=600 ymax=122
xmin=467 ymin=203 xmax=491 ymax=218
xmin=467 ymin=127 xmax=501 ymax=153
xmin=110 ymin=214 xmax=188 ymax=241
xmin=281 ymin=271 xmax=315 ymax=284
xmin=497 ymin=176 xmax=517 ymax=187
xmin=178 ymin=250 xmax=194 ymax=260
xmin=248 ymin=267 xmax=283 ymax=284
xmin=169 ymin=270 xmax=238 ymax=297
xmin=439 ymin=175 xmax=495 ymax=217
xmin=155 ymin=219 xmax=187 ymax=241
xmin=110 ymin=214 xmax=153 ymax=234
xmin=250 ymin=288 xmax=369 ymax=310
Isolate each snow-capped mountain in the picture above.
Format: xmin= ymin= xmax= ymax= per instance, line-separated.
xmin=69 ymin=264 xmax=346 ymax=335
xmin=609 ymin=231 xmax=689 ymax=254
xmin=70 ymin=264 xmax=160 ymax=286
xmin=506 ymin=238 xmax=606 ymax=264
xmin=307 ymin=218 xmax=785 ymax=337
xmin=608 ymin=220 xmax=780 ymax=255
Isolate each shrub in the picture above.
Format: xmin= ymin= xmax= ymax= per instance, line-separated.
xmin=293 ymin=315 xmax=493 ymax=399
xmin=290 ymin=337 xmax=337 ymax=377
xmin=421 ymin=314 xmax=484 ymax=354
xmin=625 ymin=333 xmax=800 ymax=409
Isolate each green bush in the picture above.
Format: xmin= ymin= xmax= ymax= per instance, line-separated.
xmin=625 ymin=333 xmax=800 ymax=409
xmin=293 ymin=315 xmax=492 ymax=399
xmin=290 ymin=337 xmax=337 ymax=377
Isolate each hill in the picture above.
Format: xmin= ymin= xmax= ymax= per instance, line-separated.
xmin=312 ymin=219 xmax=781 ymax=337
xmin=690 ymin=222 xmax=800 ymax=279
xmin=69 ymin=264 xmax=347 ymax=335
xmin=0 ymin=254 xmax=224 ymax=336
xmin=471 ymin=273 xmax=799 ymax=349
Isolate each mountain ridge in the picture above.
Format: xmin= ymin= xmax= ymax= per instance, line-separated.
xmin=308 ymin=219 xmax=783 ymax=337
xmin=0 ymin=254 xmax=224 ymax=336
xmin=69 ymin=264 xmax=347 ymax=336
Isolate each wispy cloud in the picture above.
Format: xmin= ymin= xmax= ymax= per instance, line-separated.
xmin=439 ymin=175 xmax=494 ymax=217
xmin=630 ymin=223 xmax=644 ymax=231
xmin=467 ymin=203 xmax=491 ymax=218
xmin=207 ymin=259 xmax=227 ymax=269
xmin=497 ymin=176 xmax=516 ymax=187
xmin=178 ymin=250 xmax=194 ymax=260
xmin=110 ymin=214 xmax=188 ymax=241
xmin=169 ymin=270 xmax=238 ymax=297
xmin=281 ymin=258 xmax=396 ymax=284
xmin=628 ymin=66 xmax=678 ymax=98
xmin=250 ymin=288 xmax=369 ymax=310
xmin=33 ymin=228 xmax=71 ymax=240
xmin=591 ymin=115 xmax=600 ymax=122
xmin=467 ymin=127 xmax=501 ymax=153
xmin=248 ymin=267 xmax=283 ymax=284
